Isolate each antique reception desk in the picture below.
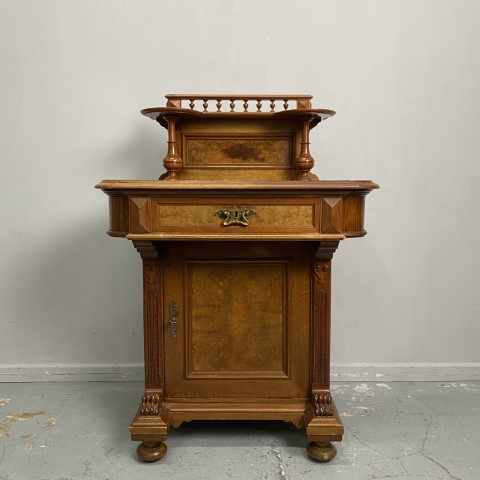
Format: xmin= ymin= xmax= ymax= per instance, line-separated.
xmin=96 ymin=94 xmax=378 ymax=463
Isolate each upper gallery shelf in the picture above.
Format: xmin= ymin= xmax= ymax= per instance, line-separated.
xmin=139 ymin=94 xmax=337 ymax=181
xmin=141 ymin=94 xmax=335 ymax=126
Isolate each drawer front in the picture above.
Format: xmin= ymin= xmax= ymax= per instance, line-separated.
xmin=153 ymin=202 xmax=315 ymax=230
xmin=150 ymin=199 xmax=319 ymax=234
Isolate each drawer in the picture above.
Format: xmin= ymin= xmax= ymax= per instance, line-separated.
xmin=128 ymin=197 xmax=321 ymax=237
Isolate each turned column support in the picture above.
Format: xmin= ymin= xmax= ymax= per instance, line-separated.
xmin=296 ymin=115 xmax=315 ymax=180
xmin=161 ymin=115 xmax=183 ymax=180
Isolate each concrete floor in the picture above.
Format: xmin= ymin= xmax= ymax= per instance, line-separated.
xmin=0 ymin=382 xmax=478 ymax=480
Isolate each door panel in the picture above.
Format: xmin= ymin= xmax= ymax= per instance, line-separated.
xmin=163 ymin=242 xmax=311 ymax=400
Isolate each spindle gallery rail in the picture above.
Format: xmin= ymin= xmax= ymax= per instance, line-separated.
xmin=165 ymin=94 xmax=313 ymax=113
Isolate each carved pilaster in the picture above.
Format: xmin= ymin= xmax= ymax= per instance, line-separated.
xmin=144 ymin=276 xmax=161 ymax=389
xmin=311 ymin=241 xmax=338 ymax=415
xmin=312 ymin=274 xmax=328 ymax=386
xmin=132 ymin=241 xmax=164 ymax=395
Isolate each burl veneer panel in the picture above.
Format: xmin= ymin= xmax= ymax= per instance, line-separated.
xmin=184 ymin=136 xmax=293 ymax=168
xmin=153 ymin=203 xmax=314 ymax=228
xmin=187 ymin=261 xmax=287 ymax=376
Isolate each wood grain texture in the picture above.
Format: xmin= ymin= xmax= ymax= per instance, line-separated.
xmin=184 ymin=135 xmax=293 ymax=167
xmin=187 ymin=261 xmax=286 ymax=375
xmin=97 ymin=179 xmax=379 ymax=191
xmin=343 ymin=195 xmax=366 ymax=236
xmin=173 ymin=116 xmax=301 ymax=180
xmin=321 ymin=197 xmax=343 ymax=234
xmin=101 ymin=188 xmax=374 ymax=239
xmin=133 ymin=241 xmax=164 ymax=395
xmin=311 ymin=242 xmax=338 ymax=391
xmin=129 ymin=197 xmax=151 ymax=234
xmin=153 ymin=203 xmax=314 ymax=228
xmin=108 ymin=194 xmax=128 ymax=236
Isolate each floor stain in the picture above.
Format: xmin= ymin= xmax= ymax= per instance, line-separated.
xmin=0 ymin=398 xmax=11 ymax=407
xmin=24 ymin=443 xmax=35 ymax=450
xmin=6 ymin=411 xmax=47 ymax=422
xmin=376 ymin=383 xmax=392 ymax=390
xmin=41 ymin=418 xmax=56 ymax=427
xmin=0 ymin=421 xmax=10 ymax=437
xmin=354 ymin=384 xmax=374 ymax=395
xmin=21 ymin=433 xmax=37 ymax=439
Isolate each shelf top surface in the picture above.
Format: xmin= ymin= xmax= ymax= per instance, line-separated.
xmin=96 ymin=179 xmax=379 ymax=191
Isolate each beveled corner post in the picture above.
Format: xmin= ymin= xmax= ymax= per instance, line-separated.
xmin=304 ymin=241 xmax=344 ymax=462
xmin=130 ymin=240 xmax=168 ymax=462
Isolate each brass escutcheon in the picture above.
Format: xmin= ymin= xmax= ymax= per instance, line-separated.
xmin=216 ymin=208 xmax=256 ymax=227
xmin=169 ymin=301 xmax=178 ymax=338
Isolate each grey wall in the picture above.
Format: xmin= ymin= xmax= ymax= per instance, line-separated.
xmin=1 ymin=0 xmax=479 ymax=379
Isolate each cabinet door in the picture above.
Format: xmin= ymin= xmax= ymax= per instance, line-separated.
xmin=163 ymin=242 xmax=311 ymax=401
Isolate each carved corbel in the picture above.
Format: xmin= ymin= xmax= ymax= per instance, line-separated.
xmin=133 ymin=240 xmax=160 ymax=260
xmin=312 ymin=391 xmax=334 ymax=417
xmin=140 ymin=391 xmax=163 ymax=416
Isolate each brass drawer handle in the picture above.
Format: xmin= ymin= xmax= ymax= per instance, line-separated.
xmin=216 ymin=208 xmax=256 ymax=227
xmin=169 ymin=301 xmax=178 ymax=339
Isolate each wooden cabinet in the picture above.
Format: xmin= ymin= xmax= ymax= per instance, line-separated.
xmin=97 ymin=94 xmax=378 ymax=463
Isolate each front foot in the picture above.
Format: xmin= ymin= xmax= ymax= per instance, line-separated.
xmin=136 ymin=441 xmax=167 ymax=462
xmin=306 ymin=441 xmax=337 ymax=462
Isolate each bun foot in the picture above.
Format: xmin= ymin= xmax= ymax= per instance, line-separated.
xmin=136 ymin=441 xmax=167 ymax=462
xmin=306 ymin=441 xmax=337 ymax=462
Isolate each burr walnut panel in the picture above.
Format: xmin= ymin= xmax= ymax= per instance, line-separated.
xmin=183 ymin=135 xmax=293 ymax=168
xmin=172 ymin=117 xmax=302 ymax=180
xmin=152 ymin=202 xmax=314 ymax=228
xmin=187 ymin=261 xmax=287 ymax=376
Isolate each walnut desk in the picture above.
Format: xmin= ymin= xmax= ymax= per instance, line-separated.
xmin=96 ymin=94 xmax=378 ymax=463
